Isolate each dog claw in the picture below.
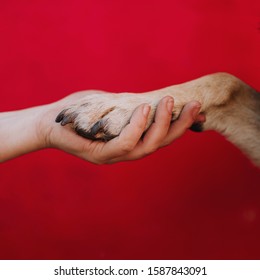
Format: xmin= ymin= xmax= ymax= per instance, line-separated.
xmin=55 ymin=109 xmax=67 ymax=123
xmin=75 ymin=127 xmax=98 ymax=140
xmin=75 ymin=125 xmax=116 ymax=141
xmin=55 ymin=110 xmax=77 ymax=126
xmin=90 ymin=120 xmax=104 ymax=135
xmin=60 ymin=114 xmax=76 ymax=126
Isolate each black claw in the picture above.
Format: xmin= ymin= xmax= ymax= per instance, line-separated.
xmin=75 ymin=126 xmax=116 ymax=141
xmin=190 ymin=122 xmax=204 ymax=132
xmin=103 ymin=133 xmax=116 ymax=142
xmin=60 ymin=116 xmax=70 ymax=126
xmin=55 ymin=109 xmax=77 ymax=126
xmin=60 ymin=113 xmax=77 ymax=126
xmin=55 ymin=109 xmax=68 ymax=123
xmin=75 ymin=127 xmax=98 ymax=141
xmin=90 ymin=120 xmax=104 ymax=135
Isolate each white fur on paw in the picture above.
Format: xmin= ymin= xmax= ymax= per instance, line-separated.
xmin=55 ymin=93 xmax=180 ymax=140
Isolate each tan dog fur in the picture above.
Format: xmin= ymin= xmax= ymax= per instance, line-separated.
xmin=56 ymin=73 xmax=260 ymax=166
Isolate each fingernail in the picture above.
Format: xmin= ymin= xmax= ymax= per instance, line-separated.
xmin=192 ymin=105 xmax=201 ymax=119
xmin=196 ymin=113 xmax=206 ymax=123
xmin=167 ymin=98 xmax=174 ymax=114
xmin=143 ymin=104 xmax=150 ymax=117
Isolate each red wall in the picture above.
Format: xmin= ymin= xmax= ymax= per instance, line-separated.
xmin=1 ymin=0 xmax=260 ymax=259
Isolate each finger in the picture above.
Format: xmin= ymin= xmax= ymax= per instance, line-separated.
xmin=96 ymin=104 xmax=150 ymax=162
xmin=161 ymin=101 xmax=201 ymax=147
xmin=110 ymin=97 xmax=174 ymax=162
xmin=111 ymin=99 xmax=201 ymax=162
xmin=140 ymin=96 xmax=173 ymax=154
xmin=195 ymin=113 xmax=206 ymax=123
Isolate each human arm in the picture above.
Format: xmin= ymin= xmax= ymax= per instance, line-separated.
xmin=0 ymin=92 xmax=204 ymax=164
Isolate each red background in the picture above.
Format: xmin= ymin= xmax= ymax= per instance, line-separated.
xmin=1 ymin=0 xmax=260 ymax=259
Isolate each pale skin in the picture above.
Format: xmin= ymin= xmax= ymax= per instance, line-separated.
xmin=0 ymin=91 xmax=205 ymax=164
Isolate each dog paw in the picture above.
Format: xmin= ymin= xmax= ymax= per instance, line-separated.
xmin=55 ymin=93 xmax=164 ymax=141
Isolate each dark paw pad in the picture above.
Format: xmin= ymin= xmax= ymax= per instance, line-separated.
xmin=190 ymin=122 xmax=204 ymax=132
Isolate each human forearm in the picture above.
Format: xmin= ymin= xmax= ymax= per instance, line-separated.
xmin=0 ymin=106 xmax=46 ymax=162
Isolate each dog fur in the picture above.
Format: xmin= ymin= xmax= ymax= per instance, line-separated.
xmin=55 ymin=73 xmax=260 ymax=166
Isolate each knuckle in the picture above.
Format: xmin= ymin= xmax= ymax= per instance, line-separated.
xmin=119 ymin=141 xmax=135 ymax=153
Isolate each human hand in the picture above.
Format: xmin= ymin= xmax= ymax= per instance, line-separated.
xmin=40 ymin=92 xmax=205 ymax=164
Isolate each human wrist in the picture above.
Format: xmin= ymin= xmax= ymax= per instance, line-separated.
xmin=35 ymin=102 xmax=62 ymax=149
xmin=0 ymin=105 xmax=50 ymax=162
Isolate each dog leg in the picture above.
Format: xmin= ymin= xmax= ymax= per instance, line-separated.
xmin=55 ymin=73 xmax=260 ymax=166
